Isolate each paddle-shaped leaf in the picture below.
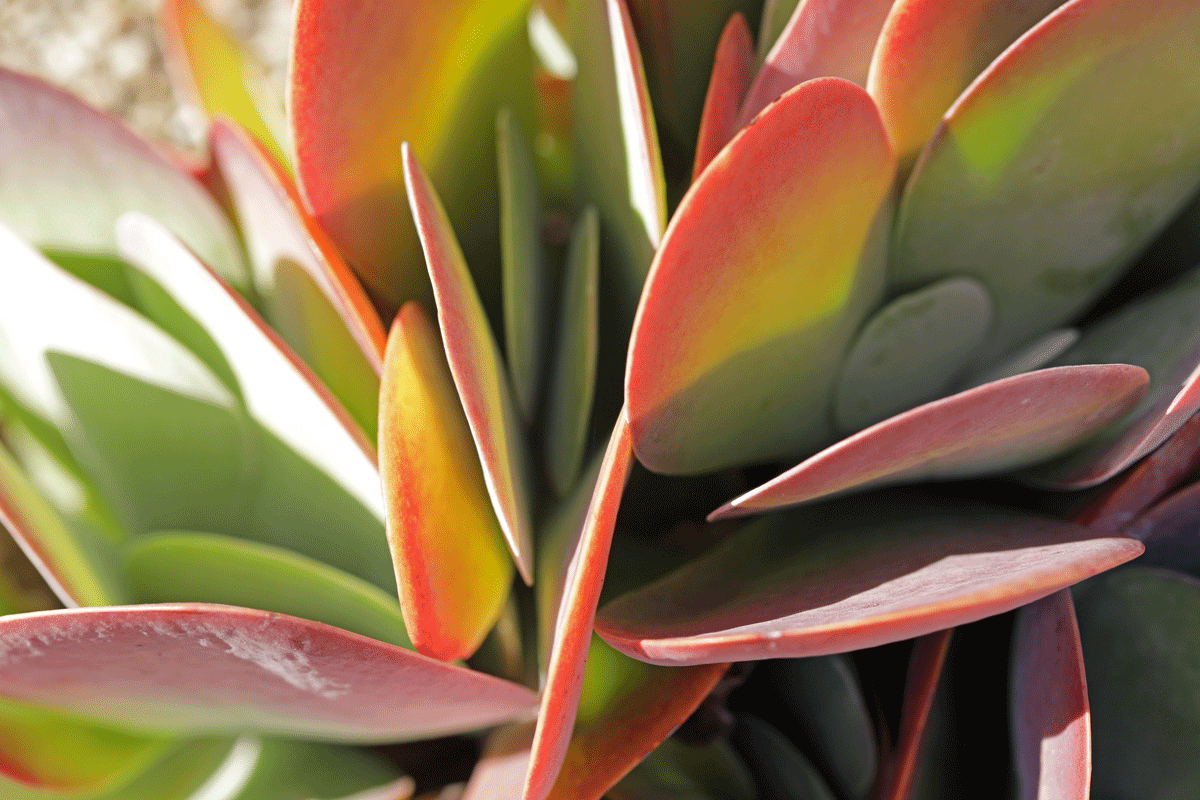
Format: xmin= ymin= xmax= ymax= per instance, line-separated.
xmin=892 ymin=0 xmax=1200 ymax=360
xmin=1075 ymin=568 xmax=1200 ymax=799
xmin=737 ymin=0 xmax=896 ymax=126
xmin=290 ymin=0 xmax=535 ymax=306
xmin=210 ymin=120 xmax=384 ymax=439
xmin=0 ymin=68 xmax=247 ymax=290
xmin=868 ymin=0 xmax=1067 ymax=168
xmin=731 ymin=715 xmax=837 ymax=800
xmin=1029 ymin=266 xmax=1200 ymax=488
xmin=692 ymin=13 xmax=754 ymax=180
xmin=874 ymin=630 xmax=953 ymax=800
xmin=1124 ymin=480 xmax=1200 ymax=574
xmin=158 ymin=0 xmax=289 ymax=166
xmin=0 ymin=605 xmax=537 ymax=741
xmin=597 ymin=494 xmax=1141 ymax=665
xmin=124 ymin=532 xmax=412 ymax=649
xmin=627 ymin=77 xmax=894 ymax=474
xmin=403 ymin=146 xmax=534 ymax=584
xmin=712 ymin=365 xmax=1146 ymax=519
xmin=525 ymin=412 xmax=633 ymax=800
xmin=378 ymin=303 xmax=513 ymax=662
xmin=1010 ymin=590 xmax=1090 ymax=800
xmin=463 ymin=723 xmax=535 ymax=800
xmin=570 ymin=0 xmax=667 ymax=306
xmin=0 ymin=698 xmax=168 ymax=793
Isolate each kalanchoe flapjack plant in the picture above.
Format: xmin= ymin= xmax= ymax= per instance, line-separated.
xmin=2 ymin=0 xmax=1200 ymax=797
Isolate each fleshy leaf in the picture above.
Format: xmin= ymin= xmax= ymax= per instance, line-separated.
xmin=114 ymin=213 xmax=384 ymax=532
xmin=756 ymin=0 xmax=802 ymax=62
xmin=463 ymin=722 xmax=535 ymax=800
xmin=524 ymin=412 xmax=633 ymax=800
xmin=570 ymin=0 xmax=668 ymax=306
xmin=608 ymin=738 xmax=756 ymax=800
xmin=962 ymin=328 xmax=1080 ymax=389
xmin=0 ymin=68 xmax=247 ymax=291
xmin=545 ymin=208 xmax=600 ymax=496
xmin=157 ymin=0 xmax=289 ymax=166
xmin=403 ymin=146 xmax=535 ymax=584
xmin=834 ymin=276 xmax=992 ymax=433
xmin=868 ymin=0 xmax=1067 ymax=168
xmin=626 ymin=77 xmax=894 ymax=474
xmin=596 ymin=495 xmax=1142 ymax=665
xmin=211 ymin=738 xmax=414 ymax=800
xmin=737 ymin=0 xmax=896 ymax=126
xmin=1075 ymin=568 xmax=1200 ymax=799
xmin=713 ymin=365 xmax=1147 ymax=519
xmin=290 ymin=0 xmax=535 ymax=307
xmin=1124 ymin=479 xmax=1200 ymax=574
xmin=773 ymin=656 xmax=876 ymax=800
xmin=1010 ymin=590 xmax=1090 ymax=800
xmin=124 ymin=532 xmax=412 ymax=649
xmin=731 ymin=715 xmax=837 ymax=800
xmin=544 ymin=638 xmax=728 ymax=800
xmin=1028 ymin=267 xmax=1200 ymax=488
xmin=378 ymin=303 xmax=513 ymax=662
xmin=892 ymin=0 xmax=1200 ymax=360
xmin=692 ymin=13 xmax=754 ymax=180
xmin=874 ymin=630 xmax=953 ymax=800
xmin=0 ymin=604 xmax=538 ymax=741
xmin=1077 ymin=411 xmax=1200 ymax=531
xmin=0 ymin=698 xmax=168 ymax=793
xmin=498 ymin=109 xmax=547 ymax=424
xmin=210 ymin=120 xmax=384 ymax=439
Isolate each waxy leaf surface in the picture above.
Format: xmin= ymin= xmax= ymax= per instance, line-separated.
xmin=0 ymin=605 xmax=538 ymax=741
xmin=608 ymin=739 xmax=756 ymax=800
xmin=403 ymin=147 xmax=534 ymax=584
xmin=627 ymin=77 xmax=893 ymax=474
xmin=731 ymin=715 xmax=836 ymax=800
xmin=1030 ymin=267 xmax=1200 ymax=488
xmin=291 ymin=0 xmax=534 ymax=306
xmin=874 ymin=630 xmax=952 ymax=800
xmin=869 ymin=0 xmax=1067 ymax=167
xmin=737 ymin=0 xmax=896 ymax=126
xmin=463 ymin=723 xmax=534 ymax=800
xmin=692 ymin=13 xmax=754 ymax=180
xmin=893 ymin=0 xmax=1200 ymax=360
xmin=0 ymin=68 xmax=247 ymax=290
xmin=158 ymin=0 xmax=288 ymax=166
xmin=1010 ymin=590 xmax=1090 ymax=800
xmin=714 ymin=365 xmax=1147 ymax=519
xmin=525 ymin=413 xmax=633 ymax=800
xmin=1125 ymin=479 xmax=1200 ymax=574
xmin=1075 ymin=568 xmax=1200 ymax=799
xmin=211 ymin=121 xmax=383 ymax=439
xmin=597 ymin=496 xmax=1142 ymax=665
xmin=378 ymin=303 xmax=512 ymax=662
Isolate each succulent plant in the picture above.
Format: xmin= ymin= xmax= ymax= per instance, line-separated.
xmin=3 ymin=0 xmax=1200 ymax=797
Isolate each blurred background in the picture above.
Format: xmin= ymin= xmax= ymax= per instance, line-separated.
xmin=0 ymin=0 xmax=291 ymax=152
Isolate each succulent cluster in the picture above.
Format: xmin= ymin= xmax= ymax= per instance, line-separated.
xmin=2 ymin=0 xmax=1200 ymax=798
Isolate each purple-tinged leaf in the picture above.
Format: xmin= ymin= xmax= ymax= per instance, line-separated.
xmin=1076 ymin=411 xmax=1200 ymax=531
xmin=736 ymin=0 xmax=896 ymax=126
xmin=463 ymin=723 xmax=534 ymax=800
xmin=1124 ymin=479 xmax=1200 ymax=574
xmin=524 ymin=412 xmax=633 ymax=800
xmin=874 ymin=630 xmax=952 ymax=800
xmin=597 ymin=496 xmax=1141 ymax=665
xmin=627 ymin=77 xmax=894 ymax=474
xmin=0 ymin=605 xmax=537 ymax=741
xmin=1010 ymin=590 xmax=1090 ymax=800
xmin=712 ymin=365 xmax=1147 ymax=520
xmin=1030 ymin=268 xmax=1200 ymax=489
xmin=403 ymin=146 xmax=534 ymax=584
xmin=210 ymin=120 xmax=384 ymax=439
xmin=1075 ymin=568 xmax=1200 ymax=798
xmin=0 ymin=68 xmax=247 ymax=290
xmin=692 ymin=13 xmax=753 ymax=180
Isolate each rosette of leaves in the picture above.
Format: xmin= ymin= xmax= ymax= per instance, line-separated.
xmin=1 ymin=0 xmax=1200 ymax=798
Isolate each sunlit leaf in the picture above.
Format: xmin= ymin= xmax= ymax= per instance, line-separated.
xmin=692 ymin=13 xmax=754 ymax=180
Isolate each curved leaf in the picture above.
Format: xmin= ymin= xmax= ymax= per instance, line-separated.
xmin=712 ymin=365 xmax=1147 ymax=519
xmin=378 ymin=303 xmax=513 ymax=662
xmin=626 ymin=77 xmax=894 ymax=474
xmin=0 ymin=604 xmax=538 ymax=742
xmin=597 ymin=495 xmax=1142 ymax=665
xmin=403 ymin=147 xmax=535 ymax=584
xmin=1010 ymin=590 xmax=1090 ymax=800
xmin=692 ymin=13 xmax=754 ymax=180
xmin=731 ymin=715 xmax=837 ymax=800
xmin=892 ymin=0 xmax=1200 ymax=360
